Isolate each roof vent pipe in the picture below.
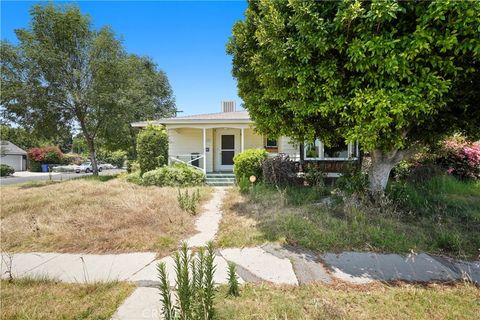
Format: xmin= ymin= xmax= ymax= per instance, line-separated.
xmin=222 ymin=101 xmax=236 ymax=113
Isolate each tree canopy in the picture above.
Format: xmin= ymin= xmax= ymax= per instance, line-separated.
xmin=227 ymin=0 xmax=480 ymax=190
xmin=1 ymin=3 xmax=175 ymax=171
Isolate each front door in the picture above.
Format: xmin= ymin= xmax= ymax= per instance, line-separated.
xmin=220 ymin=134 xmax=235 ymax=171
xmin=214 ymin=128 xmax=239 ymax=172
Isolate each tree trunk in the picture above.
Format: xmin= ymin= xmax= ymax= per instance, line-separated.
xmin=85 ymin=136 xmax=99 ymax=176
xmin=368 ymin=158 xmax=396 ymax=192
xmin=368 ymin=148 xmax=412 ymax=192
xmin=129 ymin=126 xmax=137 ymax=159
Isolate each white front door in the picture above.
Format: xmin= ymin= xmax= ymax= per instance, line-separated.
xmin=215 ymin=129 xmax=240 ymax=172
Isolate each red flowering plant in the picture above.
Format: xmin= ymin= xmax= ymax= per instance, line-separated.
xmin=27 ymin=146 xmax=64 ymax=164
xmin=27 ymin=147 xmax=45 ymax=162
xmin=437 ymin=136 xmax=480 ymax=180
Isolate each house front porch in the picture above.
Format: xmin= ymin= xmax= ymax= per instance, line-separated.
xmin=167 ymin=125 xmax=261 ymax=173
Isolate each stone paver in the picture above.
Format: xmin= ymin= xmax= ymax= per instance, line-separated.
xmin=262 ymin=244 xmax=332 ymax=284
xmin=321 ymin=252 xmax=476 ymax=283
xmin=0 ymin=252 xmax=156 ymax=283
xmin=111 ymin=287 xmax=162 ymax=320
xmin=186 ymin=187 xmax=226 ymax=248
xmin=220 ymin=247 xmax=298 ymax=285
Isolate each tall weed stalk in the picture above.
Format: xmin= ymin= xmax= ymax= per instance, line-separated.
xmin=158 ymin=242 xmax=217 ymax=320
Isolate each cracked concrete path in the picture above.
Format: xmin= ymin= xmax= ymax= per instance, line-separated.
xmin=0 ymin=252 xmax=157 ymax=283
xmin=185 ymin=187 xmax=226 ymax=248
xmin=111 ymin=287 xmax=162 ymax=320
xmin=220 ymin=247 xmax=298 ymax=285
xmin=322 ymin=252 xmax=480 ymax=285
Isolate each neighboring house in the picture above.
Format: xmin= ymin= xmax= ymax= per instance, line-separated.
xmin=0 ymin=141 xmax=27 ymax=172
xmin=131 ymin=101 xmax=359 ymax=176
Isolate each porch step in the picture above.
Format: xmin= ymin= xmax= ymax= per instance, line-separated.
xmin=206 ymin=173 xmax=235 ymax=186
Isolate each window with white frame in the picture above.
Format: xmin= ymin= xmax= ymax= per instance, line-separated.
xmin=304 ymin=139 xmax=358 ymax=160
xmin=265 ymin=137 xmax=278 ymax=148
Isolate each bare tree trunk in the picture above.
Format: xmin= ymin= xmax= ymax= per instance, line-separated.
xmin=369 ymin=157 xmax=396 ymax=192
xmin=129 ymin=126 xmax=137 ymax=159
xmin=368 ymin=148 xmax=413 ymax=192
xmin=85 ymin=136 xmax=99 ymax=176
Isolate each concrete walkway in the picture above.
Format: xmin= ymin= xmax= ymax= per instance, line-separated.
xmin=185 ymin=187 xmax=226 ymax=248
xmin=1 ymin=187 xmax=479 ymax=319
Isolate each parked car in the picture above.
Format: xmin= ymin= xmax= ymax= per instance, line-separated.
xmin=99 ymin=162 xmax=116 ymax=170
xmin=75 ymin=162 xmax=102 ymax=173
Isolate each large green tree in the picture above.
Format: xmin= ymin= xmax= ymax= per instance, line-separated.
xmin=98 ymin=55 xmax=175 ymax=156
xmin=1 ymin=3 xmax=175 ymax=173
xmin=228 ymin=0 xmax=480 ymax=191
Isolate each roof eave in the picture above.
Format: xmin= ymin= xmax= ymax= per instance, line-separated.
xmin=131 ymin=118 xmax=253 ymax=127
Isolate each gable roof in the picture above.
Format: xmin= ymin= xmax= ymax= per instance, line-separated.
xmin=131 ymin=110 xmax=252 ymax=127
xmin=0 ymin=141 xmax=27 ymax=155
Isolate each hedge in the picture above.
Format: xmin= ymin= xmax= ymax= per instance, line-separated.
xmin=137 ymin=124 xmax=168 ymax=174
xmin=0 ymin=164 xmax=15 ymax=177
xmin=142 ymin=163 xmax=205 ymax=187
xmin=233 ymin=149 xmax=267 ymax=181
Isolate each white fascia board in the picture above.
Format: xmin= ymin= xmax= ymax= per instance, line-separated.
xmin=132 ymin=119 xmax=253 ymax=128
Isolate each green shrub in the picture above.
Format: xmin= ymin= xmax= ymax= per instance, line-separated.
xmin=304 ymin=164 xmax=326 ymax=190
xmin=158 ymin=242 xmax=216 ymax=320
xmin=125 ymin=171 xmax=143 ymax=185
xmin=262 ymin=154 xmax=297 ymax=186
xmin=233 ymin=149 xmax=267 ymax=181
xmin=126 ymin=160 xmax=140 ymax=173
xmin=29 ymin=161 xmax=42 ymax=172
xmin=61 ymin=153 xmax=84 ymax=165
xmin=97 ymin=149 xmax=127 ymax=168
xmin=177 ymin=189 xmax=201 ymax=215
xmin=336 ymin=163 xmax=368 ymax=194
xmin=237 ymin=176 xmax=251 ymax=194
xmin=143 ymin=163 xmax=205 ymax=187
xmin=0 ymin=164 xmax=15 ymax=176
xmin=137 ymin=124 xmax=168 ymax=174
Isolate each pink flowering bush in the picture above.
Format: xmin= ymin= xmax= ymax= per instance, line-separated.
xmin=27 ymin=146 xmax=64 ymax=164
xmin=437 ymin=137 xmax=480 ymax=180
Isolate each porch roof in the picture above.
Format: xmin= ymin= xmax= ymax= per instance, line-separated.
xmin=131 ymin=111 xmax=252 ymax=127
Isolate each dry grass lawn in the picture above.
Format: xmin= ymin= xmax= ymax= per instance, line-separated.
xmin=216 ymin=282 xmax=480 ymax=319
xmin=0 ymin=178 xmax=210 ymax=254
xmin=0 ymin=278 xmax=134 ymax=319
xmin=216 ymin=187 xmax=273 ymax=248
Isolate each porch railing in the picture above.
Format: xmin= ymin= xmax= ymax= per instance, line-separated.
xmin=169 ymin=154 xmax=205 ymax=172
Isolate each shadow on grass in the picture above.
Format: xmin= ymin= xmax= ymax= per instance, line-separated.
xmin=18 ymin=180 xmax=62 ymax=189
xmin=74 ymin=174 xmax=119 ymax=182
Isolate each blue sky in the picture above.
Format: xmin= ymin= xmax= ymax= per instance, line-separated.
xmin=1 ymin=0 xmax=247 ymax=116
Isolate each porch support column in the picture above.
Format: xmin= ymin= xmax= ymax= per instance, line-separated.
xmin=241 ymin=128 xmax=245 ymax=152
xmin=203 ymin=127 xmax=207 ymax=173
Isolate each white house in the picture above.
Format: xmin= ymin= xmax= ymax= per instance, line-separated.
xmin=132 ymin=102 xmax=359 ymax=176
xmin=0 ymin=141 xmax=27 ymax=171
